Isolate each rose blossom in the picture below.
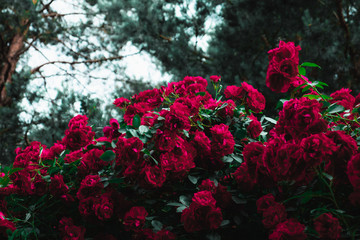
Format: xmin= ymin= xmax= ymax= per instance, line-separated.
xmin=123 ymin=206 xmax=148 ymax=232
xmin=269 ymin=218 xmax=307 ymax=240
xmin=76 ymin=175 xmax=104 ymax=200
xmin=314 ymin=213 xmax=342 ymax=239
xmin=210 ymin=75 xmax=221 ymax=82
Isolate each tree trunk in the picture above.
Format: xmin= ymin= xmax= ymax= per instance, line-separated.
xmin=0 ymin=33 xmax=25 ymax=107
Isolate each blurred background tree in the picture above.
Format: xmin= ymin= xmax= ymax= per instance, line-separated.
xmin=1 ymin=0 xmax=360 ymax=164
xmin=0 ymin=0 xmax=154 ymax=164
xmin=93 ymin=0 xmax=360 ymax=113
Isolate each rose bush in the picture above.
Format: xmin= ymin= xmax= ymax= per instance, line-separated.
xmin=1 ymin=41 xmax=360 ymax=239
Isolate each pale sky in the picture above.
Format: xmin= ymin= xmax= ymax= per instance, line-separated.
xmin=20 ymin=0 xmax=217 ymax=121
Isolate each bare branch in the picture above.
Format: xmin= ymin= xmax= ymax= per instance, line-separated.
xmin=30 ymin=51 xmax=142 ymax=74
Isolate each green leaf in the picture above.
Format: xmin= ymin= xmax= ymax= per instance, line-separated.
xmin=327 ymin=104 xmax=345 ymax=114
xmin=298 ymin=66 xmax=306 ymax=76
xmin=264 ymin=116 xmax=277 ymax=124
xmin=142 ymin=149 xmax=158 ymax=165
xmin=151 ymin=220 xmax=163 ymax=231
xmin=206 ymin=232 xmax=221 ymax=240
xmin=111 ymin=140 xmax=117 ymax=149
xmin=195 ymin=91 xmax=206 ymax=96
xmin=179 ymin=195 xmax=190 ymax=206
xmin=139 ymin=125 xmax=149 ymax=134
xmin=301 ymin=85 xmax=312 ymax=93
xmin=230 ymin=154 xmax=243 ymax=164
xmin=303 ymin=94 xmax=321 ymax=100
xmin=8 ymin=168 xmax=23 ymax=175
xmin=317 ymin=81 xmax=328 ymax=87
xmin=132 ymin=114 xmax=141 ymax=129
xmin=107 ymin=178 xmax=124 ymax=184
xmin=221 ymin=220 xmax=230 ymax=227
xmin=100 ymin=150 xmax=116 ymax=162
xmin=167 ymin=202 xmax=184 ymax=207
xmin=176 ymin=205 xmax=187 ymax=213
xmin=188 ymin=175 xmax=199 ymax=184
xmin=301 ymin=62 xmax=321 ymax=69
xmin=216 ymin=102 xmax=228 ymax=110
xmin=182 ymin=129 xmax=190 ymax=138
xmin=320 ymin=94 xmax=332 ymax=100
xmin=197 ymin=120 xmax=204 ymax=130
xmin=232 ymin=196 xmax=247 ymax=204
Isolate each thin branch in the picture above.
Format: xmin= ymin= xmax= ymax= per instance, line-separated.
xmin=30 ymin=56 xmax=123 ymax=74
xmin=30 ymin=51 xmax=142 ymax=74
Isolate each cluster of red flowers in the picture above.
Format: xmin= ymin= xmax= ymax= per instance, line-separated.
xmin=1 ymin=40 xmax=360 ymax=239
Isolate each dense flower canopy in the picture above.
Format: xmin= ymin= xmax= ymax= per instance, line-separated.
xmin=1 ymin=41 xmax=360 ymax=239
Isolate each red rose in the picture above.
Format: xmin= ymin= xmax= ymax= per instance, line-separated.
xmin=241 ymin=82 xmax=266 ymax=113
xmin=269 ymin=218 xmax=307 ymax=240
xmin=243 ymin=142 xmax=265 ymax=179
xmin=50 ymin=174 xmax=69 ymax=197
xmin=9 ymin=170 xmax=33 ymax=195
xmin=141 ymin=112 xmax=159 ymax=127
xmin=210 ymin=124 xmax=235 ymax=157
xmin=77 ymin=175 xmax=103 ymax=200
xmin=210 ymin=75 xmax=221 ymax=83
xmin=266 ymin=65 xmax=293 ymax=93
xmin=247 ymin=114 xmax=263 ymax=139
xmin=64 ymin=149 xmax=83 ymax=163
xmin=140 ymin=164 xmax=166 ymax=188
xmin=13 ymin=141 xmax=42 ymax=168
xmin=256 ymin=194 xmax=276 ymax=214
xmin=58 ymin=217 xmax=86 ymax=240
xmin=232 ymin=163 xmax=255 ymax=191
xmin=266 ymin=41 xmax=301 ymax=93
xmin=192 ymin=130 xmax=211 ymax=153
xmin=347 ymin=153 xmax=360 ymax=189
xmin=314 ymin=213 xmax=342 ymax=239
xmin=275 ymin=97 xmax=327 ymax=139
xmin=326 ymin=131 xmax=357 ymax=182
xmin=135 ymin=88 xmax=163 ymax=109
xmin=330 ymin=88 xmax=355 ymax=110
xmin=78 ymin=197 xmax=97 ymax=217
xmin=123 ymin=206 xmax=148 ymax=232
xmin=115 ymin=136 xmax=143 ymax=167
xmin=192 ymin=190 xmax=216 ymax=207
xmin=62 ymin=128 xmax=95 ymax=151
xmin=268 ymin=41 xmax=301 ymax=64
xmin=68 ymin=115 xmax=89 ymax=129
xmin=262 ymin=203 xmax=287 ymax=229
xmin=78 ymin=149 xmax=106 ymax=176
xmin=0 ymin=218 xmax=16 ymax=237
xmin=205 ymin=207 xmax=223 ymax=230
xmin=181 ymin=198 xmax=223 ymax=233
xmin=154 ymin=229 xmax=176 ymax=240
xmin=301 ymin=133 xmax=337 ymax=168
xmin=159 ymin=136 xmax=196 ymax=179
xmin=198 ymin=179 xmax=216 ymax=192
xmin=63 ymin=225 xmax=86 ymax=240
xmin=103 ymin=118 xmax=120 ymax=139
xmin=224 ymin=85 xmax=244 ymax=100
xmin=94 ymin=194 xmax=114 ymax=221
xmin=113 ymin=97 xmax=131 ymax=109
xmin=156 ymin=129 xmax=177 ymax=152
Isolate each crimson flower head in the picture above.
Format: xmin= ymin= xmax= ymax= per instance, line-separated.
xmin=314 ymin=213 xmax=342 ymax=240
xmin=123 ymin=206 xmax=148 ymax=232
xmin=266 ymin=41 xmax=301 ymax=93
xmin=210 ymin=75 xmax=221 ymax=83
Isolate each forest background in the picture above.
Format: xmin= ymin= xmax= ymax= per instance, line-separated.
xmin=1 ymin=0 xmax=360 ymax=164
